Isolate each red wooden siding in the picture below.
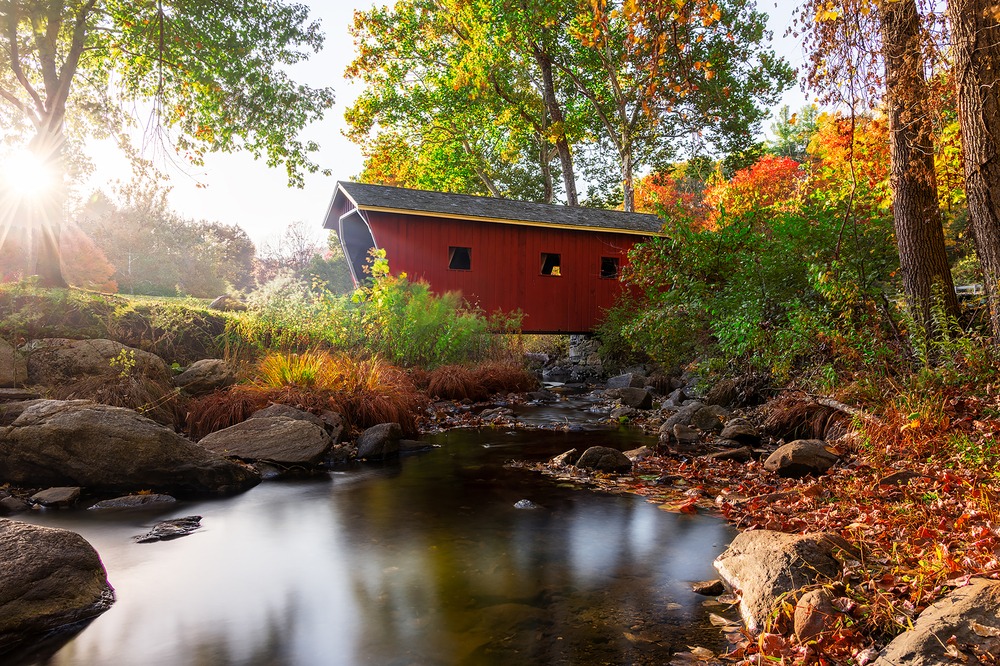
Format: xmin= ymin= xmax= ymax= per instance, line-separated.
xmin=365 ymin=211 xmax=642 ymax=333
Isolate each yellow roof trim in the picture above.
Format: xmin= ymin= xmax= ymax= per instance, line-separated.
xmin=354 ymin=204 xmax=665 ymax=237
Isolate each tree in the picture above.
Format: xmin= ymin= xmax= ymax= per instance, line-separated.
xmin=565 ymin=0 xmax=794 ymax=210
xmin=768 ymin=104 xmax=819 ymax=161
xmin=798 ymin=0 xmax=958 ymax=335
xmin=0 ymin=0 xmax=334 ymax=286
xmin=878 ymin=0 xmax=958 ymax=325
xmin=947 ymin=0 xmax=1000 ymax=336
xmin=347 ymin=0 xmax=567 ymax=202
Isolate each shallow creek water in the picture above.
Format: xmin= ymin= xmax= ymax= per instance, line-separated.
xmin=17 ymin=397 xmax=737 ymax=666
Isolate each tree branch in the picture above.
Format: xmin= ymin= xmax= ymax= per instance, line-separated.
xmin=5 ymin=4 xmax=46 ymax=114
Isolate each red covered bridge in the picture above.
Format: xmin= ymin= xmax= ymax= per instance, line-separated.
xmin=322 ymin=182 xmax=663 ymax=333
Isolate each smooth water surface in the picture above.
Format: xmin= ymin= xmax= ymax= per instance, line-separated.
xmin=18 ymin=425 xmax=735 ymax=666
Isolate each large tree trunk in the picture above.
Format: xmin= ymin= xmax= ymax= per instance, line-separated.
xmin=879 ymin=0 xmax=958 ymax=332
xmin=27 ymin=131 xmax=68 ymax=288
xmin=948 ymin=0 xmax=1000 ymax=338
xmin=534 ymin=49 xmax=579 ymax=206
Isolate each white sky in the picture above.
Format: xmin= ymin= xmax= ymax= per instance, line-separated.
xmin=83 ymin=0 xmax=811 ymax=249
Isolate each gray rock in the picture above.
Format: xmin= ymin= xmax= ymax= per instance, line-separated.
xmin=0 ymin=339 xmax=27 ymax=388
xmin=720 ymin=418 xmax=761 ymax=446
xmin=526 ymin=391 xmax=557 ymax=403
xmin=356 ymin=423 xmax=402 ymax=460
xmin=664 ymin=388 xmax=688 ymax=407
xmin=576 ymin=446 xmax=633 ymax=473
xmin=173 ymin=359 xmax=236 ymax=396
xmin=606 ymin=373 xmax=645 ymax=389
xmin=673 ymin=423 xmax=701 ymax=446
xmin=550 ymin=449 xmax=579 ymax=466
xmin=662 ymin=401 xmax=704 ymax=431
xmin=208 ymin=294 xmax=247 ymax=312
xmin=88 ymin=494 xmax=177 ymax=510
xmin=703 ymin=447 xmax=753 ymax=463
xmin=200 ymin=417 xmax=332 ymax=466
xmin=24 ymin=338 xmax=168 ymax=386
xmin=705 ymin=378 xmax=739 ymax=407
xmin=0 ymin=496 xmax=29 ymax=514
xmin=0 ymin=400 xmax=259 ymax=496
xmin=795 ymin=588 xmax=838 ymax=643
xmin=691 ymin=404 xmax=730 ymax=432
xmin=624 ymin=445 xmax=653 ymax=461
xmin=714 ymin=530 xmax=843 ymax=634
xmin=134 ymin=515 xmax=202 ymax=543
xmin=399 ymin=439 xmax=432 ymax=452
xmin=0 ymin=399 xmax=46 ymax=426
xmin=30 ymin=487 xmax=81 ymax=507
xmin=0 ymin=519 xmax=114 ymax=649
xmin=0 ymin=388 xmax=41 ymax=401
xmin=692 ymin=579 xmax=726 ymax=596
xmin=480 ymin=407 xmax=514 ymax=421
xmin=250 ymin=403 xmax=325 ymax=429
xmin=618 ymin=387 xmax=653 ymax=410
xmin=610 ymin=405 xmax=636 ymax=421
xmin=513 ymin=499 xmax=540 ymax=510
xmin=319 ymin=410 xmax=344 ymax=442
xmin=764 ymin=439 xmax=839 ymax=478
xmin=873 ymin=578 xmax=1000 ymax=665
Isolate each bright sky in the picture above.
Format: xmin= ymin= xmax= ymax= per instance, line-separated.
xmin=84 ymin=0 xmax=811 ymax=249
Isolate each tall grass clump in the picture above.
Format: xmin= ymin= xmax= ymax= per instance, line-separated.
xmin=187 ymin=349 xmax=427 ymax=438
xmin=238 ymin=252 xmax=520 ymax=369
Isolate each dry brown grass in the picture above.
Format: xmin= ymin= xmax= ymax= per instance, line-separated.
xmin=186 ymin=352 xmax=427 ymax=439
xmin=53 ymin=375 xmax=182 ymax=427
xmin=472 ymin=361 xmax=539 ymax=394
xmin=427 ymin=365 xmax=488 ymax=402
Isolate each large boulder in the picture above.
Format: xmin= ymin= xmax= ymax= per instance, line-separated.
xmin=607 ymin=372 xmax=645 ymax=389
xmin=356 ymin=423 xmax=402 ymax=460
xmin=0 ymin=400 xmax=259 ymax=496
xmin=874 ymin=578 xmax=1000 ymax=665
xmin=24 ymin=339 xmax=169 ymax=386
xmin=618 ymin=387 xmax=653 ymax=410
xmin=173 ymin=359 xmax=236 ymax=396
xmin=764 ymin=439 xmax=839 ymax=478
xmin=199 ymin=417 xmax=332 ymax=466
xmin=720 ymin=418 xmax=761 ymax=447
xmin=0 ymin=339 xmax=27 ymax=388
xmin=662 ymin=401 xmax=704 ymax=431
xmin=690 ymin=404 xmax=730 ymax=432
xmin=0 ymin=519 xmax=114 ymax=652
xmin=714 ymin=530 xmax=843 ymax=634
xmin=576 ymin=446 xmax=633 ymax=473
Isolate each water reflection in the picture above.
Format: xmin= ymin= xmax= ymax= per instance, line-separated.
xmin=19 ymin=427 xmax=734 ymax=666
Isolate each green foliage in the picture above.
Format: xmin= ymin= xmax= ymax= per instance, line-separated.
xmin=240 ymin=251 xmax=518 ymax=368
xmin=610 ymin=183 xmax=899 ymax=382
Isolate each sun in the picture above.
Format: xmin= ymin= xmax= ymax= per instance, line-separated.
xmin=0 ymin=148 xmax=55 ymax=200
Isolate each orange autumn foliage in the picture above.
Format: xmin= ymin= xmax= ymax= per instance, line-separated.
xmin=703 ymin=154 xmax=805 ymax=223
xmin=634 ymin=171 xmax=712 ymax=229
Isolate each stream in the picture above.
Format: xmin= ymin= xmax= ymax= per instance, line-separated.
xmin=16 ymin=394 xmax=737 ymax=665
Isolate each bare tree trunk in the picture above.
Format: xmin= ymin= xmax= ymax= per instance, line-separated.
xmin=948 ymin=0 xmax=1000 ymax=337
xmin=534 ymin=49 xmax=579 ymax=206
xmin=622 ymin=146 xmax=635 ymax=212
xmin=879 ymin=0 xmax=958 ymax=331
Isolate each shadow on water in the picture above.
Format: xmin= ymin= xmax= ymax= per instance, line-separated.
xmin=15 ymin=425 xmax=736 ymax=666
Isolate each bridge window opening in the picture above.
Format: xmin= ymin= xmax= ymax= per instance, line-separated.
xmin=600 ymin=256 xmax=619 ymax=279
xmin=540 ymin=253 xmax=561 ymax=276
xmin=448 ymin=246 xmax=472 ymax=270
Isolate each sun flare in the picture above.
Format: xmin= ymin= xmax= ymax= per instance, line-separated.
xmin=0 ymin=148 xmax=55 ymax=200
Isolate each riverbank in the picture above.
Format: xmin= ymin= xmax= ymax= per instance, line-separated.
xmin=509 ymin=379 xmax=1000 ymax=664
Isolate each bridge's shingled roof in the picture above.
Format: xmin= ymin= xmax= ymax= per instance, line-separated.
xmin=335 ymin=181 xmax=662 ymax=234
